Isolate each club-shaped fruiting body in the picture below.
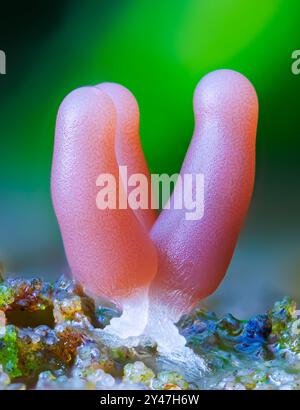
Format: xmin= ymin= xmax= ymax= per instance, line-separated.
xmin=150 ymin=69 xmax=258 ymax=313
xmin=51 ymin=86 xmax=157 ymax=301
xmin=51 ymin=70 xmax=258 ymax=314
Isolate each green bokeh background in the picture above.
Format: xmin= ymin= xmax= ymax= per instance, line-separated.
xmin=0 ymin=0 xmax=299 ymax=315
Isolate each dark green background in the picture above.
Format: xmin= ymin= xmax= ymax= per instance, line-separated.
xmin=0 ymin=0 xmax=299 ymax=315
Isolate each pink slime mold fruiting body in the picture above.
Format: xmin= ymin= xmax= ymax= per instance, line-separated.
xmin=51 ymin=69 xmax=258 ymax=334
xmin=150 ymin=69 xmax=258 ymax=315
xmin=51 ymin=86 xmax=157 ymax=302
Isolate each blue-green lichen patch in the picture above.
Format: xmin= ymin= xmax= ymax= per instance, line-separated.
xmin=177 ymin=296 xmax=300 ymax=389
xmin=0 ymin=275 xmax=300 ymax=390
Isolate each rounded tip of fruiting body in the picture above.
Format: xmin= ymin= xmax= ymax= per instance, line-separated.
xmin=56 ymin=86 xmax=116 ymax=128
xmin=193 ymin=69 xmax=258 ymax=121
xmin=51 ymin=85 xmax=117 ymax=209
xmin=96 ymin=82 xmax=140 ymax=127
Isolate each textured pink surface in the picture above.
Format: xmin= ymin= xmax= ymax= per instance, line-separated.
xmin=150 ymin=70 xmax=258 ymax=312
xmin=96 ymin=83 xmax=156 ymax=230
xmin=51 ymin=86 xmax=157 ymax=300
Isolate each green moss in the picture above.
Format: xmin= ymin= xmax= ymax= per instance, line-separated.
xmin=0 ymin=285 xmax=14 ymax=309
xmin=0 ymin=325 xmax=21 ymax=378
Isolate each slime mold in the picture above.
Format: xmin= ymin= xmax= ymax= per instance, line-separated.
xmin=51 ymin=69 xmax=258 ymax=343
xmin=148 ymin=70 xmax=258 ymax=327
xmin=51 ymin=86 xmax=157 ymax=302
